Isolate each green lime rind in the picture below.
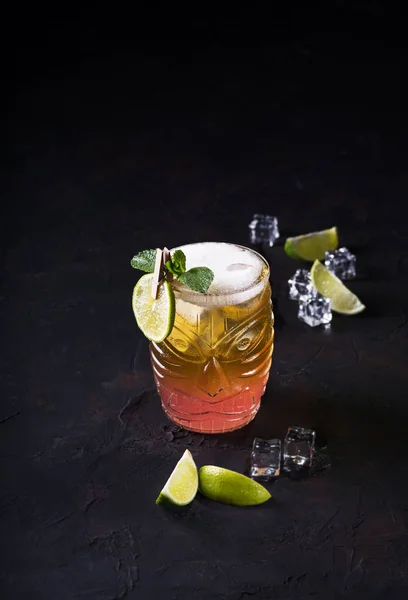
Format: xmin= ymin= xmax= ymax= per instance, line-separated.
xmin=132 ymin=273 xmax=175 ymax=343
xmin=283 ymin=238 xmax=301 ymax=259
xmin=284 ymin=226 xmax=339 ymax=261
xmin=199 ymin=466 xmax=271 ymax=506
xmin=156 ymin=449 xmax=198 ymax=506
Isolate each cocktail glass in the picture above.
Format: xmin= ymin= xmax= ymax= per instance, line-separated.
xmin=150 ymin=242 xmax=274 ymax=433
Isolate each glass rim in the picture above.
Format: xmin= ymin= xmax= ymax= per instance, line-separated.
xmin=171 ymin=242 xmax=270 ymax=307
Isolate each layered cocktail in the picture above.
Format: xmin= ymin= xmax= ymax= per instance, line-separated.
xmin=148 ymin=243 xmax=274 ymax=433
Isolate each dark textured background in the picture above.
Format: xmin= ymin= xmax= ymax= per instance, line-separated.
xmin=2 ymin=3 xmax=408 ymax=599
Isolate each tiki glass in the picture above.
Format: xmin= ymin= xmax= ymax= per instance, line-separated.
xmin=150 ymin=243 xmax=274 ymax=433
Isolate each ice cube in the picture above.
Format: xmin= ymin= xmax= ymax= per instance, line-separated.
xmin=248 ymin=214 xmax=279 ymax=247
xmin=288 ymin=269 xmax=314 ymax=301
xmin=226 ymin=263 xmax=254 ymax=272
xmin=250 ymin=437 xmax=281 ymax=480
xmin=283 ymin=426 xmax=315 ymax=472
xmin=324 ymin=247 xmax=356 ymax=280
xmin=298 ymin=292 xmax=332 ymax=327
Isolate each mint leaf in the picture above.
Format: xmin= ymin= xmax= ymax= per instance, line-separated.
xmin=171 ymin=250 xmax=186 ymax=274
xmin=165 ymin=249 xmax=186 ymax=277
xmin=179 ymin=267 xmax=214 ymax=293
xmin=164 ymin=259 xmax=175 ymax=275
xmin=130 ymin=249 xmax=156 ymax=272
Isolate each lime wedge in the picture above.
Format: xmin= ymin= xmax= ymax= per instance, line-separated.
xmin=132 ymin=273 xmax=175 ymax=342
xmin=156 ymin=449 xmax=198 ymax=506
xmin=199 ymin=466 xmax=271 ymax=506
xmin=311 ymin=260 xmax=365 ymax=315
xmin=284 ymin=227 xmax=338 ymax=261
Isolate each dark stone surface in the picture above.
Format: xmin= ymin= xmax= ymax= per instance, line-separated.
xmin=2 ymin=5 xmax=408 ymax=599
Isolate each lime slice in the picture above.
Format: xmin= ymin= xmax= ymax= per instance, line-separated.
xmin=199 ymin=466 xmax=271 ymax=506
xmin=311 ymin=259 xmax=365 ymax=315
xmin=156 ymin=449 xmax=198 ymax=506
xmin=132 ymin=273 xmax=175 ymax=342
xmin=284 ymin=226 xmax=338 ymax=261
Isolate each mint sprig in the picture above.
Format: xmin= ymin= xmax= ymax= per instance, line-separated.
xmin=165 ymin=249 xmax=186 ymax=277
xmin=130 ymin=248 xmax=214 ymax=294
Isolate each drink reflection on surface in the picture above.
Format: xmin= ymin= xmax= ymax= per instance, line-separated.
xmin=150 ymin=243 xmax=274 ymax=434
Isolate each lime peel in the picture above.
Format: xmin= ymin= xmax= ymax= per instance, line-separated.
xmin=199 ymin=465 xmax=271 ymax=506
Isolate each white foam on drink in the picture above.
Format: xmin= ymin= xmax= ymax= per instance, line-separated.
xmin=172 ymin=242 xmax=268 ymax=306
